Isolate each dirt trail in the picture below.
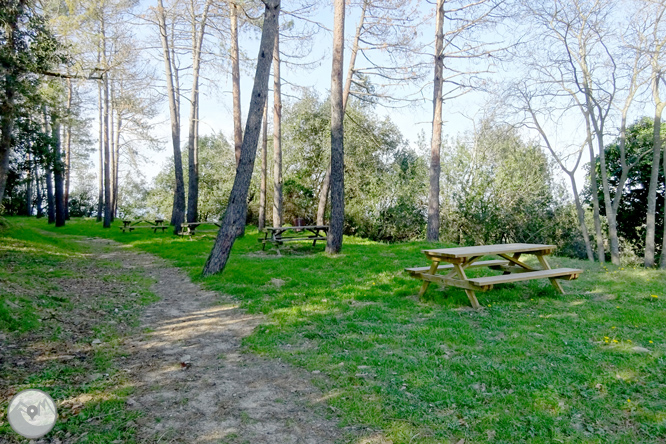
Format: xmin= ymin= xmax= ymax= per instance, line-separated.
xmin=89 ymin=239 xmax=344 ymax=444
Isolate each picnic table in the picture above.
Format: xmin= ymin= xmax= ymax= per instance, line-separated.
xmin=179 ymin=221 xmax=221 ymax=238
xmin=405 ymin=243 xmax=583 ymax=309
xmin=120 ymin=219 xmax=168 ymax=233
xmin=259 ymin=225 xmax=329 ymax=250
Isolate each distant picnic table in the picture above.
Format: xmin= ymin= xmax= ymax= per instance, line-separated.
xmin=259 ymin=225 xmax=329 ymax=250
xmin=179 ymin=221 xmax=221 ymax=238
xmin=120 ymin=219 xmax=168 ymax=233
xmin=406 ymin=243 xmax=583 ymax=309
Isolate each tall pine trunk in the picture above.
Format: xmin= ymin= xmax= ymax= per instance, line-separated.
xmin=46 ymin=168 xmax=55 ymax=224
xmin=258 ymin=101 xmax=268 ymax=231
xmin=103 ymin=71 xmax=112 ymax=229
xmin=326 ymin=0 xmax=345 ymax=254
xmin=427 ymin=0 xmax=444 ymax=242
xmin=230 ymin=1 xmax=242 ymax=168
xmin=272 ymin=31 xmax=283 ymax=228
xmin=96 ymin=81 xmax=103 ymax=222
xmin=203 ymin=0 xmax=280 ymax=276
xmin=157 ymin=0 xmax=185 ymax=233
xmin=187 ymin=0 xmax=211 ymax=224
xmin=35 ymin=162 xmax=43 ymax=218
xmin=53 ymin=119 xmax=66 ymax=227
xmin=113 ymin=109 xmax=121 ymax=217
xmin=317 ymin=1 xmax=366 ymax=226
xmin=64 ymin=78 xmax=72 ymax=219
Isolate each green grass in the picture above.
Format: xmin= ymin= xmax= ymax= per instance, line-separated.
xmin=4 ymin=216 xmax=666 ymax=443
xmin=0 ymin=218 xmax=157 ymax=443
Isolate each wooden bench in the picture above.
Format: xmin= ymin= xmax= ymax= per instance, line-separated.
xmin=466 ymin=268 xmax=582 ymax=291
xmin=120 ymin=219 xmax=168 ymax=233
xmin=259 ymin=225 xmax=329 ymax=250
xmin=178 ymin=221 xmax=221 ymax=238
xmin=406 ymin=243 xmax=583 ymax=309
xmin=405 ymin=260 xmax=510 ymax=276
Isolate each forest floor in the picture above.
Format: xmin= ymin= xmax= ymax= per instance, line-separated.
xmin=2 ymin=217 xmax=666 ymax=444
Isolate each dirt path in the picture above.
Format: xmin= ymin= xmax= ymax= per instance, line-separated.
xmin=87 ymin=239 xmax=344 ymax=444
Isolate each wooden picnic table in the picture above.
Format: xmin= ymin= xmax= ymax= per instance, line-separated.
xmin=405 ymin=243 xmax=583 ymax=309
xmin=120 ymin=219 xmax=168 ymax=233
xmin=179 ymin=221 xmax=221 ymax=238
xmin=259 ymin=225 xmax=329 ymax=250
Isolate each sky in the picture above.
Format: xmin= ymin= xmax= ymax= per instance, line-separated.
xmin=82 ymin=0 xmax=658 ymax=202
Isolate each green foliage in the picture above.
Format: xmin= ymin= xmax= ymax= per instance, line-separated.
xmin=589 ymin=117 xmax=665 ymax=257
xmin=441 ymin=120 xmax=583 ymax=255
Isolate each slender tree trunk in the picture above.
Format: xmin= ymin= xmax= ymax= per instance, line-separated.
xmin=64 ymin=78 xmax=72 ymax=219
xmin=103 ymin=71 xmax=112 ymax=229
xmin=187 ymin=0 xmax=211 ymax=224
xmin=0 ymin=87 xmax=14 ymax=207
xmin=35 ymin=162 xmax=43 ymax=218
xmin=203 ymin=0 xmax=280 ymax=276
xmin=97 ymin=81 xmax=103 ymax=222
xmin=427 ymin=0 xmax=444 ymax=242
xmin=661 ymin=117 xmax=666 ymax=269
xmin=46 ymin=168 xmax=55 ymax=224
xmin=53 ymin=119 xmax=66 ymax=227
xmin=317 ymin=1 xmax=366 ymax=226
xmin=157 ymin=0 xmax=185 ymax=233
xmin=230 ymin=0 xmax=242 ymax=168
xmin=25 ymin=153 xmax=32 ymax=215
xmin=258 ymin=100 xmax=268 ymax=231
xmin=109 ymin=79 xmax=116 ymax=222
xmin=645 ymin=101 xmax=665 ymax=267
xmin=113 ymin=110 xmax=121 ymax=217
xmin=567 ymin=172 xmax=594 ymax=261
xmin=584 ymin=114 xmax=605 ymax=263
xmin=272 ymin=31 xmax=283 ymax=228
xmin=327 ymin=0 xmax=345 ymax=254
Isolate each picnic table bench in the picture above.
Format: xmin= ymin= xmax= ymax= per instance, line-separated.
xmin=179 ymin=221 xmax=221 ymax=238
xmin=406 ymin=243 xmax=583 ymax=309
xmin=259 ymin=225 xmax=329 ymax=250
xmin=120 ymin=219 xmax=168 ymax=233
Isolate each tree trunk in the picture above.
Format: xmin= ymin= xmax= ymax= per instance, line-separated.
xmin=25 ymin=153 xmax=32 ymax=216
xmin=272 ymin=31 xmax=283 ymax=228
xmin=157 ymin=0 xmax=185 ymax=233
xmin=230 ymin=0 xmax=242 ymax=168
xmin=661 ymin=116 xmax=666 ymax=269
xmin=46 ymin=168 xmax=55 ymax=224
xmin=202 ymin=0 xmax=280 ymax=276
xmin=316 ymin=1 xmax=366 ymax=226
xmin=34 ymin=160 xmax=43 ymax=217
xmin=97 ymin=81 xmax=103 ymax=222
xmin=326 ymin=0 xmax=345 ymax=254
xmin=113 ymin=110 xmax=121 ymax=217
xmin=64 ymin=78 xmax=72 ymax=219
xmin=645 ymin=102 xmax=665 ymax=267
xmin=568 ymin=172 xmax=594 ymax=261
xmin=0 ymin=85 xmax=14 ymax=207
xmin=53 ymin=119 xmax=66 ymax=227
xmin=427 ymin=0 xmax=444 ymax=242
xmin=109 ymin=78 xmax=116 ymax=222
xmin=103 ymin=71 xmax=112 ymax=229
xmin=584 ymin=114 xmax=605 ymax=263
xmin=258 ymin=100 xmax=268 ymax=231
xmin=187 ymin=0 xmax=211 ymax=224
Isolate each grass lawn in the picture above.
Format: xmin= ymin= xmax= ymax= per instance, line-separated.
xmin=2 ymin=216 xmax=666 ymax=443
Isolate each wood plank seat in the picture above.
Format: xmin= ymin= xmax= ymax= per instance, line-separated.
xmin=466 ymin=268 xmax=583 ymax=290
xmin=405 ymin=259 xmax=510 ymax=275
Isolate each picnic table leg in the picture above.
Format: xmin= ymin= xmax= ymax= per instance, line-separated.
xmin=536 ymin=254 xmax=564 ymax=294
xmin=452 ymin=262 xmax=481 ymax=309
xmin=418 ymin=259 xmax=440 ymax=298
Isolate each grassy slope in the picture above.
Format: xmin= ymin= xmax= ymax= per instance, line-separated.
xmin=5 ymin=216 xmax=666 ymax=443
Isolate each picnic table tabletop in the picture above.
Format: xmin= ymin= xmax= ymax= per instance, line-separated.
xmin=408 ymin=243 xmax=582 ymax=309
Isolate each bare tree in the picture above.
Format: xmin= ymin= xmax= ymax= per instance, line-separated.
xmin=327 ymin=0 xmax=345 ymax=254
xmin=258 ymin=100 xmax=268 ymax=231
xmin=155 ymin=0 xmax=186 ymax=233
xmin=203 ymin=0 xmax=280 ymax=275
xmin=272 ymin=31 xmax=283 ymax=227
xmin=230 ymin=0 xmax=242 ymax=168
xmin=427 ymin=0 xmax=444 ymax=241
